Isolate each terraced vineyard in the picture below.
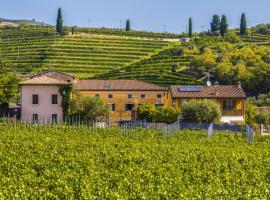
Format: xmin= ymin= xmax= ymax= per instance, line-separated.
xmin=3 ymin=26 xmax=270 ymax=85
xmin=1 ymin=28 xmax=170 ymax=79
xmin=97 ymin=44 xmax=201 ymax=85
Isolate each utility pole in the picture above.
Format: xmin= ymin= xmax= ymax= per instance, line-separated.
xmin=163 ymin=24 xmax=166 ymax=33
xmin=120 ymin=19 xmax=122 ymax=29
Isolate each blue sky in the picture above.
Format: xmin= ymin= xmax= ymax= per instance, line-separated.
xmin=1 ymin=0 xmax=270 ymax=33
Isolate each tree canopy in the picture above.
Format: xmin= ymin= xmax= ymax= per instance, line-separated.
xmin=69 ymin=91 xmax=110 ymax=121
xmin=188 ymin=17 xmax=193 ymax=38
xmin=210 ymin=15 xmax=221 ymax=35
xmin=181 ymin=100 xmax=221 ymax=123
xmin=126 ymin=19 xmax=131 ymax=31
xmin=56 ymin=8 xmax=64 ymax=35
xmin=240 ymin=13 xmax=247 ymax=35
xmin=220 ymin=15 xmax=228 ymax=36
xmin=0 ymin=61 xmax=19 ymax=104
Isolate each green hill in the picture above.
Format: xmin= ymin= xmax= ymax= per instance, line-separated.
xmin=2 ymin=26 xmax=270 ymax=87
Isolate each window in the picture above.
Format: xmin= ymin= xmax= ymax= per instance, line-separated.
xmin=223 ymin=99 xmax=236 ymax=110
xmin=95 ymin=94 xmax=100 ymax=98
xmin=141 ymin=94 xmax=146 ymax=99
xmin=155 ymin=104 xmax=164 ymax=109
xmin=32 ymin=114 xmax=38 ymax=123
xmin=125 ymin=104 xmax=134 ymax=111
xmin=157 ymin=94 xmax=162 ymax=99
xmin=32 ymin=94 xmax=39 ymax=104
xmin=128 ymin=94 xmax=133 ymax=99
xmin=108 ymin=94 xmax=113 ymax=99
xmin=52 ymin=114 xmax=58 ymax=124
xmin=52 ymin=94 xmax=58 ymax=104
xmin=108 ymin=104 xmax=115 ymax=111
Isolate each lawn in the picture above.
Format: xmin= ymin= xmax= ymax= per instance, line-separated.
xmin=0 ymin=124 xmax=269 ymax=199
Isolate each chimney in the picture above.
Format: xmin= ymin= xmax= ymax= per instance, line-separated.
xmin=238 ymin=81 xmax=241 ymax=88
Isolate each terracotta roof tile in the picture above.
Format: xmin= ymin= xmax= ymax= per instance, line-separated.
xmin=75 ymin=80 xmax=167 ymax=91
xmin=20 ymin=76 xmax=70 ymax=85
xmin=171 ymin=85 xmax=246 ymax=98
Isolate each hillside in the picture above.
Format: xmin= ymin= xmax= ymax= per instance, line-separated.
xmin=2 ymin=26 xmax=270 ymax=88
xmin=0 ymin=26 xmax=201 ymax=85
xmin=0 ymin=17 xmax=47 ymax=26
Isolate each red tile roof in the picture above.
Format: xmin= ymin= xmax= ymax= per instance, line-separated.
xmin=171 ymin=85 xmax=246 ymax=98
xmin=75 ymin=80 xmax=167 ymax=91
xmin=20 ymin=76 xmax=71 ymax=85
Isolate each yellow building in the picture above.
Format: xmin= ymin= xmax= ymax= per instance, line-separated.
xmin=170 ymin=84 xmax=246 ymax=124
xmin=75 ymin=80 xmax=169 ymax=123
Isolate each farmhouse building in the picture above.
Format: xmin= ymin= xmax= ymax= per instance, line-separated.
xmin=170 ymin=84 xmax=246 ymax=124
xmin=75 ymin=80 xmax=170 ymax=123
xmin=19 ymin=70 xmax=246 ymax=124
xmin=20 ymin=73 xmax=72 ymax=124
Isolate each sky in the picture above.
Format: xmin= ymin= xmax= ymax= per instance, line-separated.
xmin=1 ymin=0 xmax=270 ymax=33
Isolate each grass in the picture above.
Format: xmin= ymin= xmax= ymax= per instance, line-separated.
xmin=0 ymin=124 xmax=269 ymax=199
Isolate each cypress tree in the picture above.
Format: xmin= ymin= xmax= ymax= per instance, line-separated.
xmin=240 ymin=13 xmax=247 ymax=35
xmin=220 ymin=15 xmax=228 ymax=36
xmin=210 ymin=15 xmax=221 ymax=35
xmin=56 ymin=8 xmax=63 ymax=35
xmin=126 ymin=19 xmax=131 ymax=31
xmin=188 ymin=17 xmax=193 ymax=37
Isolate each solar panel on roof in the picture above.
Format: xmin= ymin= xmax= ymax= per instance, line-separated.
xmin=178 ymin=86 xmax=203 ymax=92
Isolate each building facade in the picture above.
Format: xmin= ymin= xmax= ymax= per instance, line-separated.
xmin=170 ymin=84 xmax=246 ymax=124
xmin=75 ymin=80 xmax=170 ymax=123
xmin=20 ymin=76 xmax=70 ymax=124
xmin=20 ymin=70 xmax=247 ymax=124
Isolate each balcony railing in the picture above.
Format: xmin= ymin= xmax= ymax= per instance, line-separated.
xmin=222 ymin=109 xmax=243 ymax=116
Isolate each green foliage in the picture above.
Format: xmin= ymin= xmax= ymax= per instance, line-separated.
xmin=70 ymin=92 xmax=110 ymax=121
xmin=210 ymin=15 xmax=221 ymax=35
xmin=190 ymin=48 xmax=216 ymax=72
xmin=251 ymin=23 xmax=270 ymax=35
xmin=245 ymin=103 xmax=257 ymax=125
xmin=0 ymin=61 xmax=19 ymax=104
xmin=254 ymin=112 xmax=269 ymax=125
xmin=56 ymin=8 xmax=63 ymax=35
xmin=188 ymin=17 xmax=192 ymax=38
xmin=220 ymin=15 xmax=228 ymax=36
xmin=181 ymin=99 xmax=222 ymax=123
xmin=59 ymin=84 xmax=73 ymax=118
xmin=224 ymin=31 xmax=241 ymax=43
xmin=137 ymin=105 xmax=180 ymax=124
xmin=126 ymin=19 xmax=131 ymax=31
xmin=240 ymin=13 xmax=247 ymax=36
xmin=247 ymin=92 xmax=270 ymax=107
xmin=0 ymin=124 xmax=270 ymax=198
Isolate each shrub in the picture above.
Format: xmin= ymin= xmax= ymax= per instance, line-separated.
xmin=181 ymin=99 xmax=221 ymax=123
xmin=254 ymin=113 xmax=269 ymax=125
xmin=70 ymin=91 xmax=110 ymax=121
xmin=137 ymin=105 xmax=180 ymax=124
xmin=245 ymin=103 xmax=257 ymax=125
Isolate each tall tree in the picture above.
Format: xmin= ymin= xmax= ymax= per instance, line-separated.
xmin=240 ymin=13 xmax=247 ymax=35
xmin=126 ymin=19 xmax=131 ymax=31
xmin=210 ymin=15 xmax=221 ymax=35
xmin=188 ymin=17 xmax=193 ymax=37
xmin=0 ymin=61 xmax=19 ymax=104
xmin=56 ymin=8 xmax=63 ymax=35
xmin=220 ymin=15 xmax=228 ymax=36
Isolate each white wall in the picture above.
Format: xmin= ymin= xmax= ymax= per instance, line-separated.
xmin=21 ymin=85 xmax=63 ymax=123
